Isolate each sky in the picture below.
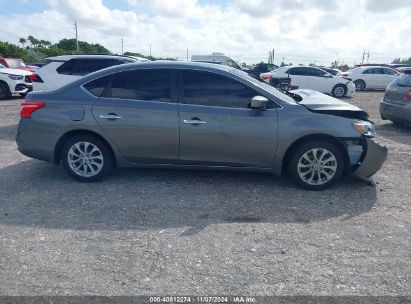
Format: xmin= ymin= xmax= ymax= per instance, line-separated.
xmin=0 ymin=0 xmax=410 ymax=66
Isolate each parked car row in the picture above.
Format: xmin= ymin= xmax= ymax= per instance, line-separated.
xmin=260 ymin=66 xmax=355 ymax=98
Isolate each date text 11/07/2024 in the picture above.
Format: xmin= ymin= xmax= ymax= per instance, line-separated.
xmin=149 ymin=296 xmax=257 ymax=303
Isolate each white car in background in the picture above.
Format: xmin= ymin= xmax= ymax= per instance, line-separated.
xmin=0 ymin=64 xmax=33 ymax=100
xmin=261 ymin=66 xmax=355 ymax=98
xmin=30 ymin=55 xmax=140 ymax=91
xmin=342 ymin=66 xmax=400 ymax=90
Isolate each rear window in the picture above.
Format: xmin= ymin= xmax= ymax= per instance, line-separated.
xmin=397 ymin=74 xmax=411 ymax=87
xmin=57 ymin=58 xmax=130 ymax=76
xmin=84 ymin=69 xmax=173 ymax=103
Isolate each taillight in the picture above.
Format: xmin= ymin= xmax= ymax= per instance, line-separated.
xmin=261 ymin=74 xmax=272 ymax=81
xmin=21 ymin=102 xmax=45 ymax=118
xmin=29 ymin=74 xmax=44 ymax=83
xmin=405 ymin=90 xmax=411 ymax=99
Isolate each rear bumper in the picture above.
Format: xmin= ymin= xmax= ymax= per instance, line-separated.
xmin=380 ymin=100 xmax=411 ymax=125
xmin=352 ymin=137 xmax=388 ymax=180
xmin=16 ymin=119 xmax=60 ymax=163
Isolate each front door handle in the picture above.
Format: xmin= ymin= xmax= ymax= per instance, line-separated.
xmin=99 ymin=114 xmax=123 ymax=120
xmin=183 ymin=119 xmax=207 ymax=125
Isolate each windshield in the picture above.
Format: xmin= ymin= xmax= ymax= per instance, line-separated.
xmin=232 ymin=69 xmax=296 ymax=104
xmin=6 ymin=59 xmax=26 ymax=68
xmin=0 ymin=64 xmax=4 ymax=69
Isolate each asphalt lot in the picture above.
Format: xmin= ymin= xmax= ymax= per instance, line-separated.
xmin=0 ymin=92 xmax=409 ymax=296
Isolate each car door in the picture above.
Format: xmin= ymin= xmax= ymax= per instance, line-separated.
xmin=362 ymin=68 xmax=381 ymax=89
xmin=177 ymin=69 xmax=278 ymax=168
xmin=382 ymin=68 xmax=399 ymax=89
xmin=89 ymin=69 xmax=180 ymax=164
xmin=304 ymin=67 xmax=332 ymax=93
xmin=287 ymin=67 xmax=308 ymax=89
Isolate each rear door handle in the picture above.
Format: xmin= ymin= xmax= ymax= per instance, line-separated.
xmin=99 ymin=114 xmax=123 ymax=120
xmin=183 ymin=119 xmax=207 ymax=125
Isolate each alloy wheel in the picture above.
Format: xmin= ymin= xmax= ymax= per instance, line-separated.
xmin=297 ymin=148 xmax=338 ymax=186
xmin=334 ymin=86 xmax=345 ymax=97
xmin=67 ymin=141 xmax=104 ymax=177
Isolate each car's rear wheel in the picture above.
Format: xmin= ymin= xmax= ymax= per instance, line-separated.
xmin=0 ymin=81 xmax=11 ymax=100
xmin=288 ymin=141 xmax=344 ymax=190
xmin=332 ymin=84 xmax=347 ymax=98
xmin=354 ymin=79 xmax=366 ymax=90
xmin=61 ymin=135 xmax=113 ymax=182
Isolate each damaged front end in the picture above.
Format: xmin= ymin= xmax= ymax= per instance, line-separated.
xmin=343 ymin=137 xmax=388 ymax=181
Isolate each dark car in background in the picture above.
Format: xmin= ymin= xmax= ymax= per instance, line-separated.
xmin=247 ymin=62 xmax=279 ymax=78
xmin=380 ymin=70 xmax=411 ymax=125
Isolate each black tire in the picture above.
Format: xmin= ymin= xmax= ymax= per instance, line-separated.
xmin=61 ymin=135 xmax=114 ymax=182
xmin=331 ymin=84 xmax=347 ymax=98
xmin=0 ymin=81 xmax=11 ymax=100
xmin=354 ymin=79 xmax=366 ymax=90
xmin=288 ymin=141 xmax=345 ymax=190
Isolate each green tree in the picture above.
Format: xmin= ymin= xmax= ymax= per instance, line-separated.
xmin=19 ymin=38 xmax=27 ymax=48
xmin=0 ymin=41 xmax=28 ymax=61
xmin=27 ymin=35 xmax=39 ymax=48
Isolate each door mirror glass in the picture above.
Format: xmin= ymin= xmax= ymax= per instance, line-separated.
xmin=251 ymin=96 xmax=268 ymax=110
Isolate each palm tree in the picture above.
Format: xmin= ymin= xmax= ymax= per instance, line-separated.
xmin=19 ymin=38 xmax=27 ymax=48
xmin=27 ymin=35 xmax=39 ymax=48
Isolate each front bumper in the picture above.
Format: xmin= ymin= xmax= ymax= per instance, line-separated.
xmin=345 ymin=81 xmax=356 ymax=97
xmin=12 ymin=82 xmax=32 ymax=94
xmin=352 ymin=137 xmax=388 ymax=180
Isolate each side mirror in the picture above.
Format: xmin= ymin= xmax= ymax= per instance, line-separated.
xmin=251 ymin=96 xmax=268 ymax=110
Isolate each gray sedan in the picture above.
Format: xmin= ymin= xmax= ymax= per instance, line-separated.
xmin=16 ymin=62 xmax=387 ymax=190
xmin=380 ymin=70 xmax=411 ymax=125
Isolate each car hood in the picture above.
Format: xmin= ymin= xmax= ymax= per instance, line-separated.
xmin=291 ymin=89 xmax=369 ymax=120
xmin=0 ymin=68 xmax=32 ymax=76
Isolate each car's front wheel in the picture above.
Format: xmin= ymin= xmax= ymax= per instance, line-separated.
xmin=288 ymin=141 xmax=345 ymax=190
xmin=332 ymin=84 xmax=347 ymax=98
xmin=0 ymin=81 xmax=11 ymax=100
xmin=61 ymin=135 xmax=114 ymax=182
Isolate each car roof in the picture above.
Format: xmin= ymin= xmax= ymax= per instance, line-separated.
xmin=69 ymin=61 xmax=236 ymax=85
xmin=102 ymin=60 xmax=235 ymax=73
xmin=46 ymin=54 xmax=137 ymax=62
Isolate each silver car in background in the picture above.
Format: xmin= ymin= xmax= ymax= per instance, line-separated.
xmin=380 ymin=70 xmax=411 ymax=125
xmin=16 ymin=62 xmax=387 ymax=190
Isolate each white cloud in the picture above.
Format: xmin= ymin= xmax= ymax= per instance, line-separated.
xmin=1 ymin=0 xmax=411 ymax=66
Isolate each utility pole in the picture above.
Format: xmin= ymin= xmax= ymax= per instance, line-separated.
xmin=121 ymin=38 xmax=124 ymax=55
xmin=361 ymin=50 xmax=366 ymax=64
xmin=272 ymin=49 xmax=275 ymax=65
xmin=367 ymin=51 xmax=370 ymax=63
xmin=74 ymin=21 xmax=79 ymax=52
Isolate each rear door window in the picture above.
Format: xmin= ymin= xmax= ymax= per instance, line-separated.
xmin=84 ymin=69 xmax=173 ymax=102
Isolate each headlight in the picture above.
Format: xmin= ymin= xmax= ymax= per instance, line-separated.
xmin=352 ymin=120 xmax=375 ymax=137
xmin=8 ymin=74 xmax=23 ymax=80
